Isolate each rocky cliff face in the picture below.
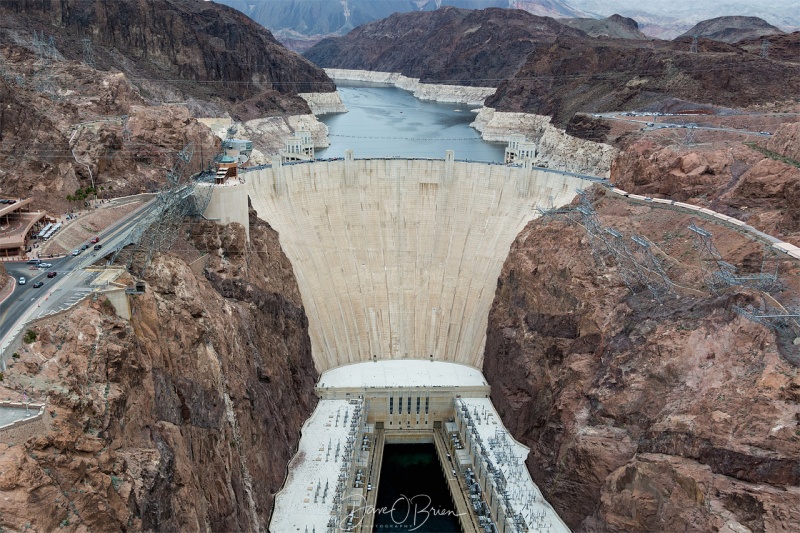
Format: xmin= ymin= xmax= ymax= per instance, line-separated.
xmin=0 ymin=62 xmax=219 ymax=214
xmin=470 ymin=107 xmax=617 ymax=175
xmin=611 ymin=137 xmax=800 ymax=240
xmin=304 ymin=7 xmax=584 ymax=87
xmin=484 ymin=192 xmax=800 ymax=531
xmin=762 ymin=121 xmax=800 ymax=162
xmin=0 ymin=213 xmax=317 ymax=531
xmin=0 ymin=0 xmax=337 ymax=213
xmin=562 ymin=14 xmax=647 ymax=39
xmin=486 ymin=35 xmax=800 ymax=125
xmin=0 ymin=0 xmax=334 ymax=105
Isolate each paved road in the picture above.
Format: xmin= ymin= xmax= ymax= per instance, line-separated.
xmin=0 ymin=198 xmax=158 ymax=355
xmin=592 ymin=112 xmax=774 ymax=138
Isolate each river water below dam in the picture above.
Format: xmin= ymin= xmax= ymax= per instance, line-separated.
xmin=316 ymin=84 xmax=506 ymax=162
xmin=373 ymin=443 xmax=462 ymax=532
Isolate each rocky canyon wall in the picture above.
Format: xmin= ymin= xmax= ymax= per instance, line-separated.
xmin=0 ymin=213 xmax=317 ymax=532
xmin=611 ymin=135 xmax=800 ymax=240
xmin=483 ymin=193 xmax=800 ymax=531
xmin=472 ymin=107 xmax=617 ymax=176
xmin=298 ymin=91 xmax=348 ymax=115
xmin=325 ymin=69 xmax=496 ymax=105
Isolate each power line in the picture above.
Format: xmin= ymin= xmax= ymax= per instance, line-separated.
xmin=117 ymin=57 xmax=787 ymax=87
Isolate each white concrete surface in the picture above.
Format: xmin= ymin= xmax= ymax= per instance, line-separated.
xmin=318 ymin=360 xmax=488 ymax=390
xmin=247 ymin=158 xmax=593 ymax=372
xmin=200 ymin=180 xmax=250 ymax=240
xmin=271 ymin=399 xmax=358 ymax=533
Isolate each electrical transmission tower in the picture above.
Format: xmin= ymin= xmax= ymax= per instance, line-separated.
xmin=760 ymin=39 xmax=770 ymax=59
xmin=571 ymin=191 xmax=673 ymax=299
xmin=683 ymin=122 xmax=697 ymax=146
xmin=688 ymin=222 xmax=777 ymax=293
xmin=690 ymin=36 xmax=698 ymax=54
xmin=734 ymin=299 xmax=800 ymax=363
xmin=31 ymin=31 xmax=59 ymax=99
xmin=735 ymin=302 xmax=800 ymax=331
xmin=121 ymin=115 xmax=131 ymax=143
xmin=82 ymin=38 xmax=95 ymax=68
xmin=535 ymin=194 xmax=570 ymax=217
xmin=109 ymin=142 xmax=216 ymax=275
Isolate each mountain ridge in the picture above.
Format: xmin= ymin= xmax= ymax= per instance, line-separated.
xmin=678 ymin=16 xmax=785 ymax=43
xmin=0 ymin=0 xmax=335 ymax=110
xmin=304 ymin=7 xmax=585 ymax=87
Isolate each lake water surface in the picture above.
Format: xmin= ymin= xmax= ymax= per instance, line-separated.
xmin=317 ymin=84 xmax=505 ymax=162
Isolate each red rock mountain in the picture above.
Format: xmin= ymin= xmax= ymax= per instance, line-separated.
xmin=305 ymin=8 xmax=800 ymax=126
xmin=562 ymin=13 xmax=647 ymax=39
xmin=486 ymin=190 xmax=800 ymax=530
xmin=0 ymin=0 xmax=334 ymax=106
xmin=0 ymin=0 xmax=335 ymax=213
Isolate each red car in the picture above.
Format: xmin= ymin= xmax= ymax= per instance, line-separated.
xmin=47 ymin=271 xmax=57 ymax=278
xmin=90 ymin=236 xmax=100 ymax=244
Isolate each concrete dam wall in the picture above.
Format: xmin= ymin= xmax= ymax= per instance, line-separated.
xmin=247 ymin=157 xmax=594 ymax=372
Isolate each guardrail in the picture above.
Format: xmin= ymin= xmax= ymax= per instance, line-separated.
xmin=241 ymin=157 xmax=609 ymax=183
xmin=0 ymin=402 xmax=46 ymax=434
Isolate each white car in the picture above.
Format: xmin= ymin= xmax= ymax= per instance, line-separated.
xmin=37 ymin=262 xmax=52 ymax=268
xmin=71 ymin=249 xmax=82 ymax=256
xmin=18 ymin=276 xmax=26 ymax=285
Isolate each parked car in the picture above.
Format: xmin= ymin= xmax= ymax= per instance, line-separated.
xmin=47 ymin=271 xmax=58 ymax=278
xmin=93 ymin=244 xmax=103 ymax=250
xmin=18 ymin=276 xmax=26 ymax=285
xmin=90 ymin=236 xmax=100 ymax=244
xmin=32 ymin=281 xmax=44 ymax=288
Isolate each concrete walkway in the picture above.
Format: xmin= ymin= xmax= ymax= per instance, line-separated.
xmin=0 ymin=406 xmax=35 ymax=427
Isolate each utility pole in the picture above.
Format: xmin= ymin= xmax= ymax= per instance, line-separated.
xmin=82 ymin=37 xmax=95 ymax=68
xmin=760 ymin=39 xmax=770 ymax=59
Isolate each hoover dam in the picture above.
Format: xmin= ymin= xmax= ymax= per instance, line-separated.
xmin=235 ymin=152 xmax=600 ymax=532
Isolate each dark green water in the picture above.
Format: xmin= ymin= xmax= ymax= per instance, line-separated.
xmin=317 ymin=84 xmax=506 ymax=162
xmin=372 ymin=443 xmax=462 ymax=532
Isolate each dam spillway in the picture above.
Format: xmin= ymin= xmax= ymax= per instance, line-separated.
xmin=246 ymin=154 xmax=595 ymax=372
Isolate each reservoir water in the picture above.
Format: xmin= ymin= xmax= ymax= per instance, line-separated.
xmin=317 ymin=84 xmax=506 ymax=162
xmin=373 ymin=443 xmax=462 ymax=532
